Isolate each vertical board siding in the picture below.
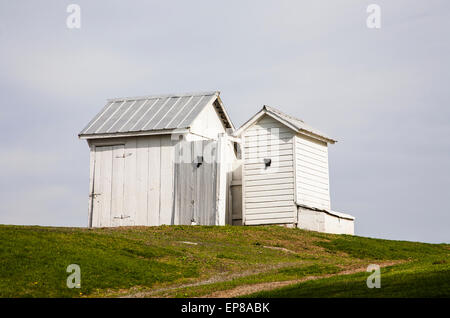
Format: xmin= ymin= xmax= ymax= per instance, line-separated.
xmin=123 ymin=139 xmax=137 ymax=226
xmin=295 ymin=134 xmax=331 ymax=210
xmin=159 ymin=136 xmax=175 ymax=224
xmin=147 ymin=137 xmax=162 ymax=225
xmin=87 ymin=144 xmax=96 ymax=227
xmin=99 ymin=146 xmax=113 ymax=227
xmin=92 ymin=147 xmax=103 ymax=227
xmin=135 ymin=137 xmax=149 ymax=225
xmin=111 ymin=145 xmax=125 ymax=226
xmin=242 ymin=115 xmax=296 ymax=225
xmin=173 ymin=140 xmax=218 ymax=225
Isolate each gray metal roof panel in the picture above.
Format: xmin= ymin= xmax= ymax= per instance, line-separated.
xmin=153 ymin=95 xmax=192 ymax=130
xmin=164 ymin=95 xmax=203 ymax=129
xmin=81 ymin=101 xmax=122 ymax=135
xmin=79 ymin=91 xmax=225 ymax=137
xmin=112 ymin=99 xmax=146 ymax=132
xmin=131 ymin=98 xmax=166 ymax=132
xmin=97 ymin=100 xmax=134 ymax=134
xmin=139 ymin=97 xmax=177 ymax=131
xmin=118 ymin=98 xmax=158 ymax=132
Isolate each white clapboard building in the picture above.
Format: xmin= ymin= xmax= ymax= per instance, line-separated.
xmin=234 ymin=105 xmax=354 ymax=234
xmin=79 ymin=91 xmax=354 ymax=234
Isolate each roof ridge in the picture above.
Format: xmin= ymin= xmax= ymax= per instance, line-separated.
xmin=264 ymin=105 xmax=304 ymax=123
xmin=107 ymin=91 xmax=219 ymax=102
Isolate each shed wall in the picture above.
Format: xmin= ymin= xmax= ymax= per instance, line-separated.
xmin=295 ymin=134 xmax=331 ymax=210
xmin=189 ymin=101 xmax=227 ymax=140
xmin=242 ymin=115 xmax=296 ymax=225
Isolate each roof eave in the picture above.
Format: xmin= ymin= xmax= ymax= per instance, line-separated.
xmin=297 ymin=129 xmax=337 ymax=144
xmin=78 ymin=128 xmax=190 ymax=140
xmin=215 ymin=94 xmax=236 ymax=132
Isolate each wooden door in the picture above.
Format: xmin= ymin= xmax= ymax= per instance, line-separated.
xmin=173 ymin=140 xmax=218 ymax=225
xmin=92 ymin=145 xmax=128 ymax=227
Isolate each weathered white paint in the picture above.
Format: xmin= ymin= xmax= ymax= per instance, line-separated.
xmin=242 ymin=115 xmax=296 ymax=225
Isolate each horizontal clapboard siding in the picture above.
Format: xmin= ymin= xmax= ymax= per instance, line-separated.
xmin=246 ymin=188 xmax=294 ymax=197
xmin=245 ymin=160 xmax=293 ymax=170
xmin=243 ymin=115 xmax=296 ymax=225
xmin=246 ymin=178 xmax=294 ymax=187
xmin=246 ymin=155 xmax=293 ymax=165
xmin=295 ymin=134 xmax=331 ymax=210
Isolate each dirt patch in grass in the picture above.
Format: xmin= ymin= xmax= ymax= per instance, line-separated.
xmin=120 ymin=261 xmax=307 ymax=298
xmin=263 ymin=246 xmax=297 ymax=254
xmin=202 ymin=261 xmax=402 ymax=298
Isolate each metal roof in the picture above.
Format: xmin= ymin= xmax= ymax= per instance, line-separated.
xmin=235 ymin=105 xmax=337 ymax=144
xmin=79 ymin=91 xmax=233 ymax=138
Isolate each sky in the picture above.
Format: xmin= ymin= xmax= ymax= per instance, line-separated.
xmin=0 ymin=1 xmax=449 ymax=243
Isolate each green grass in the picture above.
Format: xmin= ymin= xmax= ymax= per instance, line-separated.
xmin=0 ymin=224 xmax=448 ymax=298
xmin=246 ymin=235 xmax=450 ymax=298
xmin=247 ymin=262 xmax=450 ymax=298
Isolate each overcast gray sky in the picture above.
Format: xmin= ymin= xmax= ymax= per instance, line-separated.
xmin=0 ymin=1 xmax=449 ymax=243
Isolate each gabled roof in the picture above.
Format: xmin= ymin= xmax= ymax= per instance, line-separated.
xmin=79 ymin=91 xmax=234 ymax=139
xmin=234 ymin=105 xmax=337 ymax=144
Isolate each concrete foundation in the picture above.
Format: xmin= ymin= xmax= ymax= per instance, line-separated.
xmin=297 ymin=206 xmax=354 ymax=235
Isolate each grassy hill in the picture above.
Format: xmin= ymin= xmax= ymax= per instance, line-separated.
xmin=0 ymin=224 xmax=448 ymax=298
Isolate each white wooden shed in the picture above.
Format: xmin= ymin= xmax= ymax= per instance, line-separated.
xmin=79 ymin=91 xmax=354 ymax=234
xmin=234 ymin=105 xmax=354 ymax=235
xmin=79 ymin=91 xmax=237 ymax=227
